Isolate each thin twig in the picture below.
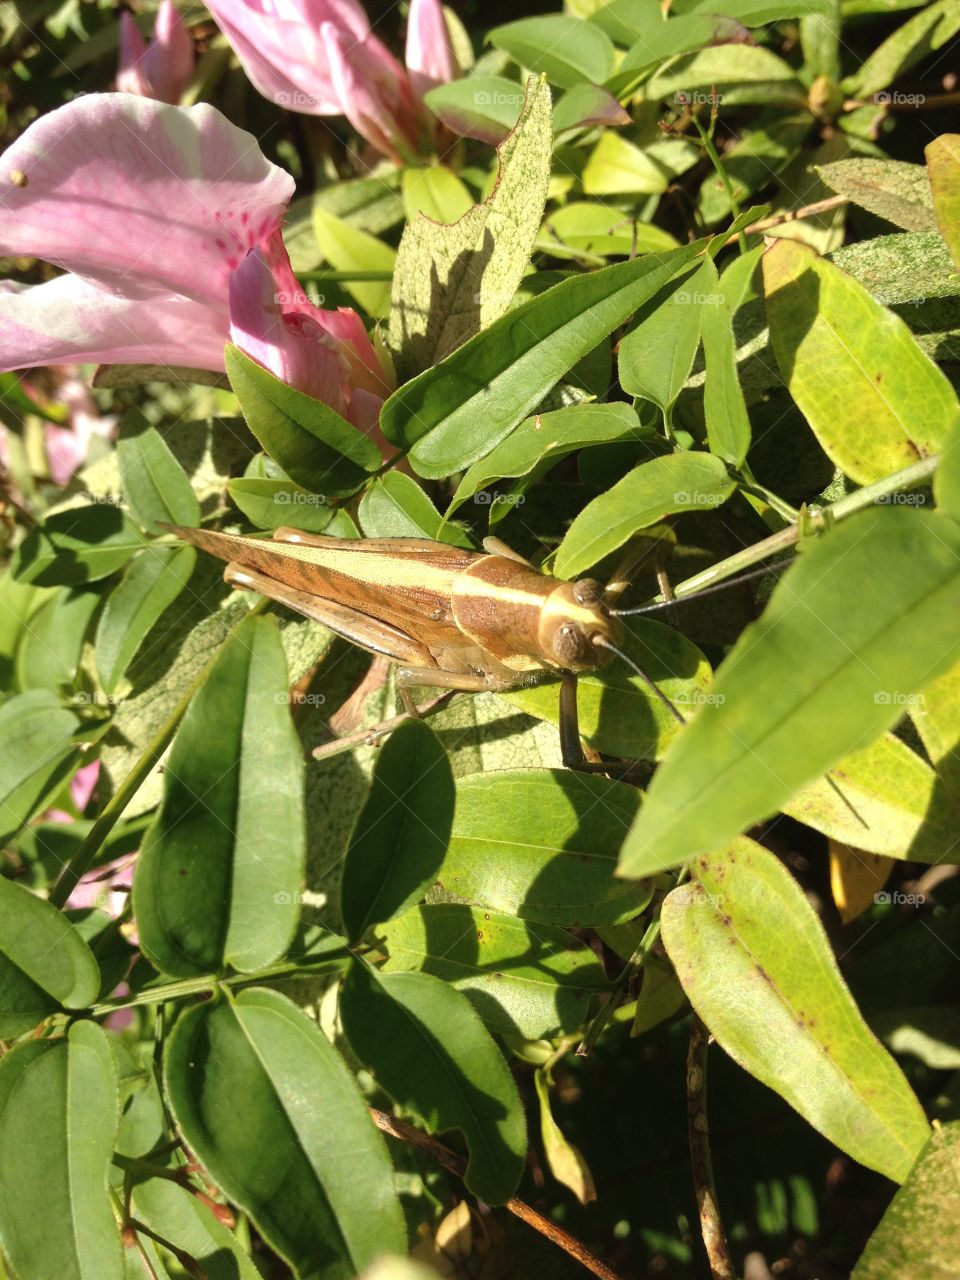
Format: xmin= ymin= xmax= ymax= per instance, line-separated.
xmin=743 ymin=194 xmax=848 ymax=235
xmin=369 ymin=1108 xmax=625 ymax=1280
xmin=687 ymin=1016 xmax=735 ymax=1280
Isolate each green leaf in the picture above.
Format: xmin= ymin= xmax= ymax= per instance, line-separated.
xmin=503 ymin=620 xmax=714 ymax=761
xmin=609 ymin=13 xmax=757 ymax=91
xmin=489 ymin=16 xmax=615 ymax=88
xmin=389 ymin=76 xmax=551 ymax=377
xmin=642 ymin=44 xmax=805 ymax=105
xmin=913 ymin=658 xmax=960 ymax=810
xmin=10 ymin=505 xmax=146 ymax=587
xmin=537 ymin=201 xmax=679 ymax=259
xmin=662 ymin=840 xmax=930 ymax=1183
xmin=533 ymin=1069 xmax=596 ymax=1203
xmin=700 ymin=248 xmax=761 ymax=465
xmin=341 ymin=961 xmax=528 ymax=1204
xmin=438 ymin=768 xmax=651 ymax=926
xmin=0 ymin=572 xmax=40 ymax=690
xmin=340 ymin=720 xmax=455 ymax=944
xmin=619 ymin=508 xmax=960 ymax=876
xmin=581 ymin=131 xmax=700 ymax=197
xmin=401 ymin=166 xmax=473 ymax=224
xmin=818 ymin=157 xmax=937 ymax=232
xmin=783 ymin=731 xmax=960 ymax=861
xmin=0 ymin=875 xmax=101 ymax=1037
xmin=134 ymin=615 xmax=305 ymax=976
xmin=0 ymin=1021 xmax=123 ymax=1280
xmin=227 ymin=477 xmax=337 ymax=532
xmin=552 ymin=82 xmax=630 ymax=134
xmin=358 ymin=471 xmax=470 ymax=544
xmin=95 ymin=545 xmax=196 ymax=693
xmin=926 ymin=133 xmax=960 ymax=271
xmin=131 ymin=1178 xmax=263 ymax=1280
xmin=764 ymin=239 xmax=960 ymax=484
xmin=446 ymin=402 xmax=648 ymax=515
xmin=224 ymin=345 xmax=381 ymax=496
xmin=936 ymin=439 xmax=960 ymax=522
xmin=852 ymin=1121 xmax=960 ymax=1278
xmin=117 ymin=409 xmax=201 ymax=534
xmin=554 ymin=451 xmax=735 ymax=577
xmin=15 ymin=586 xmax=99 ymax=694
xmin=0 ymin=690 xmax=80 ymax=846
xmin=844 ymin=0 xmax=960 ymax=97
xmin=382 ymin=242 xmax=703 ymax=478
xmin=312 ymin=207 xmax=396 ymax=318
xmin=164 ymin=988 xmax=406 ymax=1278
xmin=619 ymin=269 xmax=705 ymax=411
xmin=424 ymin=77 xmax=526 ymax=144
xmin=380 ymin=904 xmax=608 ymax=1038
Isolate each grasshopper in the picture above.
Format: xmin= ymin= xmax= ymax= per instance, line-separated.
xmin=164 ymin=522 xmax=776 ymax=770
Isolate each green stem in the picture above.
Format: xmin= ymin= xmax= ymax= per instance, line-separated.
xmin=87 ymin=952 xmax=350 ymax=1019
xmin=693 ymin=116 xmax=747 ymax=255
xmin=49 ymin=601 xmax=268 ymax=909
xmin=664 ymin=454 xmax=940 ymax=603
xmin=577 ymin=867 xmax=690 ymax=1057
xmin=298 ymin=270 xmax=395 ymax=282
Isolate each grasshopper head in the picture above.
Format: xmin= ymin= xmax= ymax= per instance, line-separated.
xmin=539 ymin=579 xmax=625 ymax=672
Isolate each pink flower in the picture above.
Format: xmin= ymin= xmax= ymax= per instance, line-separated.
xmin=117 ymin=1 xmax=195 ymax=105
xmin=205 ymin=0 xmax=458 ymax=159
xmin=18 ymin=367 xmax=116 ymax=484
xmin=0 ymin=94 xmax=391 ymax=429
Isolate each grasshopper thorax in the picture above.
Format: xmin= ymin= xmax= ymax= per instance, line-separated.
xmin=539 ymin=579 xmax=624 ymax=672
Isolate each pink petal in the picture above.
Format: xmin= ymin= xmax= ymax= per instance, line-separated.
xmin=45 ymin=424 xmax=91 ymax=485
xmin=229 ymin=249 xmax=349 ymax=411
xmin=71 ymin=760 xmax=100 ymax=811
xmin=0 ymin=94 xmax=293 ymax=306
xmin=67 ymin=854 xmax=135 ymax=917
xmin=205 ymin=0 xmax=368 ymax=114
xmin=143 ymin=1 xmax=196 ymax=104
xmin=405 ymin=0 xmax=457 ymax=102
xmin=314 ymin=307 xmax=392 ymax=398
xmin=116 ymin=12 xmax=150 ymax=96
xmin=0 ymin=276 xmax=228 ymax=374
xmin=321 ymin=22 xmax=417 ymax=160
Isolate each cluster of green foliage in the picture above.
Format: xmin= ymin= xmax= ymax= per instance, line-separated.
xmin=3 ymin=0 xmax=960 ymax=1277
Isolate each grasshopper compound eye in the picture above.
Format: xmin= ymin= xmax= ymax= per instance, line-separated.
xmin=553 ymin=622 xmax=590 ymax=666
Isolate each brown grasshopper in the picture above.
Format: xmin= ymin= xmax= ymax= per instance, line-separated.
xmin=164 ymin=522 xmax=779 ymax=769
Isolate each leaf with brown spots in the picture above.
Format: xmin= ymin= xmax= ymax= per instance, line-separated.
xmin=661 ymin=838 xmax=930 ymax=1184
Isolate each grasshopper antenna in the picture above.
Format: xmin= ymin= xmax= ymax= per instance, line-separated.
xmin=592 ymin=636 xmax=686 ymax=726
xmin=608 ymin=556 xmax=795 ymax=617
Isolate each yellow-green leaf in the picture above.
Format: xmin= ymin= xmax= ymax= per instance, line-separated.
xmin=662 ymin=840 xmax=931 ymax=1183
